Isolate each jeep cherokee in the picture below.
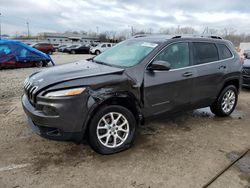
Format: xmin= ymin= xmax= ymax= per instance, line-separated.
xmin=22 ymin=35 xmax=242 ymax=154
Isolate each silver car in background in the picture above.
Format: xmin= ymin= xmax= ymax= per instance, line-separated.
xmin=90 ymin=43 xmax=115 ymax=55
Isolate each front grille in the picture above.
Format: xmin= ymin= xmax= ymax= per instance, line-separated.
xmin=24 ymin=79 xmax=38 ymax=105
xmin=243 ymin=68 xmax=250 ymax=76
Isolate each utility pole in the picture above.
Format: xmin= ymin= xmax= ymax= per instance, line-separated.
xmin=26 ymin=21 xmax=30 ymax=38
xmin=131 ymin=26 xmax=134 ymax=36
xmin=0 ymin=13 xmax=2 ymax=39
xmin=96 ymin=26 xmax=99 ymax=35
xmin=177 ymin=25 xmax=180 ymax=34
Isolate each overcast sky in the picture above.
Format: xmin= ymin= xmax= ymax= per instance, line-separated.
xmin=1 ymin=0 xmax=250 ymax=35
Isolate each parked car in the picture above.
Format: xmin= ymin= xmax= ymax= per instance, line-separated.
xmin=31 ymin=43 xmax=55 ymax=55
xmin=242 ymin=58 xmax=250 ymax=87
xmin=22 ymin=35 xmax=242 ymax=154
xmin=57 ymin=44 xmax=70 ymax=52
xmin=90 ymin=43 xmax=114 ymax=55
xmin=54 ymin=44 xmax=67 ymax=52
xmin=243 ymin=50 xmax=250 ymax=59
xmin=66 ymin=44 xmax=90 ymax=54
xmin=62 ymin=44 xmax=80 ymax=53
xmin=0 ymin=39 xmax=54 ymax=69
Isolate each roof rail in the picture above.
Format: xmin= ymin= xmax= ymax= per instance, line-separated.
xmin=171 ymin=35 xmax=223 ymax=40
xmin=132 ymin=34 xmax=149 ymax=38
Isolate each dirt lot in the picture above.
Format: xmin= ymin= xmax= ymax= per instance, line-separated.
xmin=0 ymin=54 xmax=250 ymax=188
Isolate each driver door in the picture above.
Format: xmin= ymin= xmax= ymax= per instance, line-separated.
xmin=143 ymin=42 xmax=195 ymax=117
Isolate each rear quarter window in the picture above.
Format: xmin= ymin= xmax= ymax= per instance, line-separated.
xmin=217 ymin=44 xmax=233 ymax=59
xmin=193 ymin=42 xmax=219 ymax=64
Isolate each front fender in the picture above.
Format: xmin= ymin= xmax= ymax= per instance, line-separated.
xmin=82 ymin=90 xmax=142 ymax=134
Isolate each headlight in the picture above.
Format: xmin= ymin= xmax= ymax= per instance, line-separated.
xmin=45 ymin=88 xmax=86 ymax=97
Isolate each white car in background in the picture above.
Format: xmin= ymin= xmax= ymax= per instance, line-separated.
xmin=90 ymin=43 xmax=114 ymax=55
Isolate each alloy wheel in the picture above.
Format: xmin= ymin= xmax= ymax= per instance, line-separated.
xmin=96 ymin=112 xmax=130 ymax=148
xmin=221 ymin=90 xmax=236 ymax=113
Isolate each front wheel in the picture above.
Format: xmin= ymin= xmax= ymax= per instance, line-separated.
xmin=95 ymin=50 xmax=100 ymax=55
xmin=88 ymin=105 xmax=137 ymax=154
xmin=210 ymin=85 xmax=238 ymax=117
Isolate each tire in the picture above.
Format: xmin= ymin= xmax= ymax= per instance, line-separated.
xmin=88 ymin=105 xmax=137 ymax=154
xmin=35 ymin=61 xmax=43 ymax=68
xmin=210 ymin=85 xmax=238 ymax=117
xmin=42 ymin=61 xmax=48 ymax=67
xmin=47 ymin=50 xmax=53 ymax=55
xmin=95 ymin=50 xmax=100 ymax=55
xmin=71 ymin=50 xmax=76 ymax=54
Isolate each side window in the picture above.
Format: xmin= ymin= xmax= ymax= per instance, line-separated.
xmin=154 ymin=42 xmax=190 ymax=69
xmin=107 ymin=44 xmax=111 ymax=47
xmin=193 ymin=42 xmax=219 ymax=64
xmin=101 ymin=44 xmax=106 ymax=48
xmin=218 ymin=44 xmax=233 ymax=60
xmin=0 ymin=45 xmax=11 ymax=55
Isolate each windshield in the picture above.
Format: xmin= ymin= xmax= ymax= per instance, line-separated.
xmin=93 ymin=40 xmax=158 ymax=67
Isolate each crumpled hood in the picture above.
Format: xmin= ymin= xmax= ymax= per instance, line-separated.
xmin=27 ymin=60 xmax=124 ymax=90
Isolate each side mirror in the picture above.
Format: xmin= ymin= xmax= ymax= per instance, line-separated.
xmin=148 ymin=60 xmax=171 ymax=71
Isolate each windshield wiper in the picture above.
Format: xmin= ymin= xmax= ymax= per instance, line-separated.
xmin=93 ymin=60 xmax=110 ymax=66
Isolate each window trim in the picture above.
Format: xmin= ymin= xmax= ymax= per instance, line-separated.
xmin=145 ymin=41 xmax=235 ymax=72
xmin=216 ymin=43 xmax=233 ymax=60
xmin=146 ymin=41 xmax=192 ymax=71
xmin=193 ymin=42 xmax=219 ymax=65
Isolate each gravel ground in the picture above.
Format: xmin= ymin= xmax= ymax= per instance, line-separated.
xmin=0 ymin=54 xmax=250 ymax=188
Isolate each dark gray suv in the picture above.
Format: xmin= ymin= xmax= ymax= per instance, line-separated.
xmin=22 ymin=35 xmax=242 ymax=154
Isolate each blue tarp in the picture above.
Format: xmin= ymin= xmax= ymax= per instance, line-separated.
xmin=0 ymin=38 xmax=55 ymax=65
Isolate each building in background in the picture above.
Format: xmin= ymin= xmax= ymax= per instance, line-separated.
xmin=38 ymin=32 xmax=99 ymax=46
xmin=11 ymin=32 xmax=99 ymax=47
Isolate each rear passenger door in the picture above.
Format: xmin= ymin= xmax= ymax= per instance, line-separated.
xmin=191 ymin=42 xmax=229 ymax=107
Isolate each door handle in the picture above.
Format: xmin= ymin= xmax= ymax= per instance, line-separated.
xmin=182 ymin=72 xmax=193 ymax=77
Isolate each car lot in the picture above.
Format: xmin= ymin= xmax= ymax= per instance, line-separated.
xmin=0 ymin=54 xmax=250 ymax=188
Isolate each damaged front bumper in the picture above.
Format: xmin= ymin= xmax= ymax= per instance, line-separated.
xmin=21 ymin=94 xmax=89 ymax=141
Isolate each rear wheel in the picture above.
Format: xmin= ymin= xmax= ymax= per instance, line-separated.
xmin=35 ymin=61 xmax=43 ymax=68
xmin=71 ymin=50 xmax=76 ymax=54
xmin=47 ymin=50 xmax=53 ymax=55
xmin=88 ymin=105 xmax=137 ymax=154
xmin=42 ymin=61 xmax=48 ymax=67
xmin=210 ymin=85 xmax=238 ymax=117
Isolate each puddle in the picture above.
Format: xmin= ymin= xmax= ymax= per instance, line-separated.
xmin=193 ymin=107 xmax=242 ymax=120
xmin=193 ymin=107 xmax=215 ymax=118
